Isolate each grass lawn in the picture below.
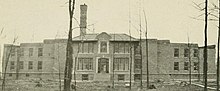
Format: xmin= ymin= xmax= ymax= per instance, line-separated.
xmin=0 ymin=80 xmax=217 ymax=91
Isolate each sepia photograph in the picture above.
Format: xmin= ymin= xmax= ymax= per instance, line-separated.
xmin=0 ymin=0 xmax=219 ymax=91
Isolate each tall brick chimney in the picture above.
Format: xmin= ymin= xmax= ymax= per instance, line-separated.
xmin=80 ymin=3 xmax=87 ymax=36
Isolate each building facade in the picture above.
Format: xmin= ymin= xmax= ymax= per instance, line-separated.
xmin=1 ymin=34 xmax=216 ymax=82
xmin=1 ymin=4 xmax=216 ymax=82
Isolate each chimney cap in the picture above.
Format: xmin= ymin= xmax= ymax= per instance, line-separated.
xmin=81 ymin=3 xmax=87 ymax=6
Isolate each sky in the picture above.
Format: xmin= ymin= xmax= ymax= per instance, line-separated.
xmin=0 ymin=0 xmax=219 ymax=71
xmin=0 ymin=0 xmax=218 ymax=45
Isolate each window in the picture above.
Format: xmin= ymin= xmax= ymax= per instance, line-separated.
xmin=119 ymin=43 xmax=125 ymax=53
xmin=19 ymin=61 xmax=24 ymax=69
xmin=134 ymin=74 xmax=141 ymax=81
xmin=194 ymin=62 xmax=199 ymax=70
xmin=9 ymin=73 xmax=12 ymax=77
xmin=11 ymin=48 xmax=15 ymax=56
xmin=10 ymin=61 xmax=15 ymax=70
xmin=82 ymin=74 xmax=89 ymax=81
xmin=174 ymin=62 xmax=179 ymax=70
xmin=118 ymin=74 xmax=125 ymax=81
xmin=114 ymin=58 xmax=129 ymax=71
xmin=114 ymin=42 xmax=130 ymax=53
xmin=28 ymin=61 xmax=33 ymax=69
xmin=78 ymin=42 xmax=94 ymax=53
xmin=100 ymin=41 xmax=107 ymax=53
xmin=184 ymin=48 xmax=189 ymax=57
xmin=134 ymin=59 xmax=141 ymax=70
xmin=88 ymin=42 xmax=94 ymax=53
xmin=184 ymin=62 xmax=189 ymax=70
xmin=193 ymin=49 xmax=198 ymax=57
xmin=83 ymin=43 xmax=88 ymax=53
xmin=29 ymin=48 xmax=33 ymax=56
xmin=38 ymin=61 xmax=43 ymax=70
xmin=20 ymin=48 xmax=24 ymax=56
xmin=114 ymin=42 xmax=119 ymax=53
xmin=26 ymin=74 xmax=30 ymax=77
xmin=38 ymin=48 xmax=43 ymax=57
xmin=124 ymin=43 xmax=130 ymax=53
xmin=134 ymin=44 xmax=141 ymax=54
xmin=77 ymin=58 xmax=93 ymax=70
xmin=174 ymin=48 xmax=179 ymax=57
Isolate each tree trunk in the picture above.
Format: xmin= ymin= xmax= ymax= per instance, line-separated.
xmin=203 ymin=0 xmax=208 ymax=91
xmin=216 ymin=0 xmax=220 ymax=89
xmin=64 ymin=0 xmax=75 ymax=91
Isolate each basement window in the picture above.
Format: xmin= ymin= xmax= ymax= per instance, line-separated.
xmin=82 ymin=74 xmax=89 ymax=81
xmin=26 ymin=74 xmax=30 ymax=77
xmin=9 ymin=73 xmax=12 ymax=77
xmin=134 ymin=74 xmax=141 ymax=81
xmin=118 ymin=74 xmax=125 ymax=81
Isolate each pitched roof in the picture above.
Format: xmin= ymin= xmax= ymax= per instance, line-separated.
xmin=72 ymin=32 xmax=138 ymax=41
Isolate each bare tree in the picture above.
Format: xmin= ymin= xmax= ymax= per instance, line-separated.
xmin=143 ymin=10 xmax=149 ymax=89
xmin=1 ymin=36 xmax=18 ymax=91
xmin=63 ymin=0 xmax=75 ymax=91
xmin=192 ymin=1 xmax=211 ymax=90
xmin=217 ymin=0 xmax=220 ymax=91
xmin=204 ymin=0 xmax=208 ymax=91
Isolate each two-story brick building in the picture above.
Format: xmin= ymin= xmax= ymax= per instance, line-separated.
xmin=1 ymin=4 xmax=216 ymax=82
xmin=1 ymin=34 xmax=216 ymax=82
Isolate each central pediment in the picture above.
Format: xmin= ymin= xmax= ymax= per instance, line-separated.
xmin=96 ymin=32 xmax=112 ymax=41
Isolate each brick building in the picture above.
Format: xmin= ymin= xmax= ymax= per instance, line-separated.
xmin=1 ymin=4 xmax=216 ymax=82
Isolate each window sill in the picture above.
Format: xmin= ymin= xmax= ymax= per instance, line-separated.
xmin=76 ymin=70 xmax=94 ymax=72
xmin=114 ymin=53 xmax=130 ymax=54
xmin=98 ymin=53 xmax=109 ymax=54
xmin=114 ymin=70 xmax=129 ymax=72
xmin=78 ymin=53 xmax=95 ymax=54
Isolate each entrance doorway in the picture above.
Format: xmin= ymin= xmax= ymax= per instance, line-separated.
xmin=98 ymin=58 xmax=109 ymax=73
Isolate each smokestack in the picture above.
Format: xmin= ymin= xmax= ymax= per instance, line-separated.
xmin=80 ymin=3 xmax=87 ymax=36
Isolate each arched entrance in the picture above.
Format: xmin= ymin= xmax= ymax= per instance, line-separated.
xmin=98 ymin=58 xmax=109 ymax=73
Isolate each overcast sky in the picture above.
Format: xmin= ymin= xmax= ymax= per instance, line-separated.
xmin=0 ymin=0 xmax=218 ymax=45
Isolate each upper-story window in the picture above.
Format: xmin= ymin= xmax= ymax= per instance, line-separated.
xmin=174 ymin=48 xmax=179 ymax=57
xmin=114 ymin=42 xmax=130 ymax=53
xmin=38 ymin=48 xmax=43 ymax=57
xmin=10 ymin=61 xmax=15 ymax=70
xmin=28 ymin=61 xmax=33 ymax=69
xmin=19 ymin=61 xmax=24 ymax=69
xmin=184 ymin=48 xmax=189 ymax=57
xmin=134 ymin=59 xmax=141 ymax=70
xmin=20 ymin=48 xmax=24 ymax=56
xmin=38 ymin=61 xmax=43 ymax=70
xmin=134 ymin=43 xmax=141 ymax=54
xmin=100 ymin=41 xmax=107 ymax=53
xmin=11 ymin=48 xmax=15 ymax=56
xmin=29 ymin=48 xmax=33 ymax=56
xmin=174 ymin=62 xmax=179 ymax=70
xmin=194 ymin=62 xmax=199 ymax=70
xmin=184 ymin=62 xmax=189 ymax=70
xmin=78 ymin=42 xmax=94 ymax=53
xmin=193 ymin=49 xmax=198 ymax=57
